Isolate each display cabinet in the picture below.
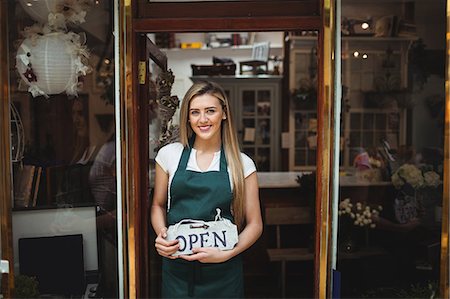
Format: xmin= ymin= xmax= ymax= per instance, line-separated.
xmin=191 ymin=76 xmax=282 ymax=171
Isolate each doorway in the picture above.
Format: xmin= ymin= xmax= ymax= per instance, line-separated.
xmin=126 ymin=1 xmax=333 ymax=298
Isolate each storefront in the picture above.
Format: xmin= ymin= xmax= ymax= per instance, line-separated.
xmin=1 ymin=1 xmax=449 ymax=298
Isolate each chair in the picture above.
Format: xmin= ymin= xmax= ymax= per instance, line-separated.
xmin=239 ymin=42 xmax=270 ymax=75
xmin=265 ymin=206 xmax=314 ymax=297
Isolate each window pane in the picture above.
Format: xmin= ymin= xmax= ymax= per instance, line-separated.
xmin=339 ymin=1 xmax=445 ymax=297
xmin=8 ymin=1 xmax=118 ymax=297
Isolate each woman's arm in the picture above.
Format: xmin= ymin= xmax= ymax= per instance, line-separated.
xmin=151 ymin=163 xmax=179 ymax=258
xmin=181 ymin=172 xmax=262 ymax=263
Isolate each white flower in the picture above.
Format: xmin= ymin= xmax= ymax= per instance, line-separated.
xmin=424 ymin=171 xmax=441 ymax=188
xmin=392 ymin=164 xmax=441 ymax=190
xmin=339 ymin=198 xmax=383 ymax=229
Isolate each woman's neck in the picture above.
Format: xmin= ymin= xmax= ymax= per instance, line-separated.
xmin=193 ymin=137 xmax=221 ymax=153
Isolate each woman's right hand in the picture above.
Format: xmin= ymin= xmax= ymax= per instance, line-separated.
xmin=155 ymin=227 xmax=179 ymax=259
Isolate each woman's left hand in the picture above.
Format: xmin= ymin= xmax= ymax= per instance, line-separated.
xmin=179 ymin=247 xmax=232 ymax=263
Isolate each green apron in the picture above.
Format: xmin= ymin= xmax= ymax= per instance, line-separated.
xmin=162 ymin=140 xmax=243 ymax=298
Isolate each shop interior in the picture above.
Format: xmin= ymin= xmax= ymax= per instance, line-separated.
xmin=5 ymin=0 xmax=446 ymax=298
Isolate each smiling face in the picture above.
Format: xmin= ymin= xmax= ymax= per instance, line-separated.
xmin=188 ymin=93 xmax=226 ymax=144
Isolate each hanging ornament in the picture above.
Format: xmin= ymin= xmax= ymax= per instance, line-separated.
xmin=16 ymin=31 xmax=91 ymax=98
xmin=10 ymin=102 xmax=25 ymax=163
xmin=18 ymin=0 xmax=91 ymax=26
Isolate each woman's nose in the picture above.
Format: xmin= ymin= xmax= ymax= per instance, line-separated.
xmin=199 ymin=113 xmax=208 ymax=122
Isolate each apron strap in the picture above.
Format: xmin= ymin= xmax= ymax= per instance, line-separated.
xmin=178 ymin=139 xmax=194 ymax=171
xmin=219 ymin=144 xmax=227 ymax=172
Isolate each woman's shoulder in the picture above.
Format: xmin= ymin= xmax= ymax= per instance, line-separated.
xmin=239 ymin=152 xmax=257 ymax=176
xmin=155 ymin=142 xmax=184 ymax=172
xmin=239 ymin=152 xmax=254 ymax=164
xmin=158 ymin=142 xmax=184 ymax=156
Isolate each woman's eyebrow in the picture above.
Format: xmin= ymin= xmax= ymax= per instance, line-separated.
xmin=189 ymin=106 xmax=218 ymax=110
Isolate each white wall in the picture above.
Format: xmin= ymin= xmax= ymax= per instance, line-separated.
xmin=148 ymin=32 xmax=284 ymax=98
xmin=12 ymin=206 xmax=98 ymax=273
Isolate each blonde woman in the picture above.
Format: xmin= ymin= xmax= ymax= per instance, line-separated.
xmin=151 ymin=80 xmax=262 ymax=298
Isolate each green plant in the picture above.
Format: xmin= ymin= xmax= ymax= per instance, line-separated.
xmin=14 ymin=275 xmax=39 ymax=298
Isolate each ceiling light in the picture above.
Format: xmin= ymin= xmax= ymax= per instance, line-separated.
xmin=362 ymin=53 xmax=368 ymax=59
xmin=353 ymin=51 xmax=359 ymax=58
xmin=361 ymin=22 xmax=370 ymax=30
xmin=26 ymin=2 xmax=32 ymax=6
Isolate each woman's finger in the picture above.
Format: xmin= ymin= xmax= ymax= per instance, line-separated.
xmin=155 ymin=242 xmax=179 ymax=254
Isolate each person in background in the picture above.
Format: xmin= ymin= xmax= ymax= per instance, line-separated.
xmin=88 ymin=133 xmax=118 ymax=298
xmin=151 ymin=81 xmax=262 ymax=298
xmin=89 ymin=134 xmax=116 ymax=214
xmin=71 ymin=98 xmax=96 ymax=164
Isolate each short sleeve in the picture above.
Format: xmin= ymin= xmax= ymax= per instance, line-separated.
xmin=241 ymin=153 xmax=257 ymax=178
xmin=155 ymin=143 xmax=183 ymax=174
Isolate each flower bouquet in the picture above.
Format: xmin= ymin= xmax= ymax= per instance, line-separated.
xmin=339 ymin=198 xmax=383 ymax=229
xmin=391 ymin=164 xmax=442 ymax=224
xmin=338 ymin=198 xmax=383 ymax=252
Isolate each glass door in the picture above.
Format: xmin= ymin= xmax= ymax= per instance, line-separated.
xmin=336 ymin=1 xmax=447 ymax=297
xmin=3 ymin=1 xmax=120 ymax=298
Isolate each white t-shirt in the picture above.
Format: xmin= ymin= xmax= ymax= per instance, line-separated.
xmin=155 ymin=142 xmax=256 ymax=207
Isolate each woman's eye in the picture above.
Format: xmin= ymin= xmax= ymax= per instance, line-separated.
xmin=206 ymin=109 xmax=216 ymax=114
xmin=190 ymin=110 xmax=200 ymax=115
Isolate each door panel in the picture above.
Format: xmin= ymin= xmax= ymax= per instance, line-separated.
xmin=2 ymin=1 xmax=120 ymax=298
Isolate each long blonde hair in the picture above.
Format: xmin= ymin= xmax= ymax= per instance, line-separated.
xmin=179 ymin=81 xmax=245 ymax=228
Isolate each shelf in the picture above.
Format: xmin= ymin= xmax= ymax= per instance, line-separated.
xmin=162 ymin=44 xmax=283 ymax=52
xmin=289 ymin=35 xmax=417 ymax=42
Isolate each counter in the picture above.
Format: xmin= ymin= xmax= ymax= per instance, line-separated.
xmin=257 ymin=172 xmax=392 ymax=189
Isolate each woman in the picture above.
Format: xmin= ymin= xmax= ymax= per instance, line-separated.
xmin=151 ymin=81 xmax=262 ymax=298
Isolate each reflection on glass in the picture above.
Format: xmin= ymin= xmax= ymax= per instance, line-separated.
xmin=338 ymin=1 xmax=445 ymax=297
xmin=8 ymin=1 xmax=118 ymax=298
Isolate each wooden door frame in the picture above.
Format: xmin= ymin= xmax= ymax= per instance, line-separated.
xmin=120 ymin=0 xmax=337 ymax=298
xmin=0 ymin=1 xmax=14 ymax=298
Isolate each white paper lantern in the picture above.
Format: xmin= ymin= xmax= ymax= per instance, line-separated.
xmin=16 ymin=31 xmax=91 ymax=98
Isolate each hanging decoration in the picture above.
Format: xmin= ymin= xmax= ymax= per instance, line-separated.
xmin=15 ymin=0 xmax=92 ymax=98
xmin=18 ymin=0 xmax=91 ymax=26
xmin=10 ymin=102 xmax=25 ymax=163
xmin=16 ymin=30 xmax=91 ymax=98
xmin=155 ymin=70 xmax=180 ymax=150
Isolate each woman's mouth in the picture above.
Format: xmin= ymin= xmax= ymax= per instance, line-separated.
xmin=198 ymin=125 xmax=211 ymax=132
